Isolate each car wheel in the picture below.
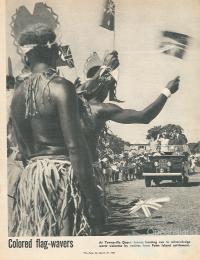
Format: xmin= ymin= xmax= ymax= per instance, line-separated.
xmin=177 ymin=176 xmax=182 ymax=183
xmin=154 ymin=180 xmax=160 ymax=186
xmin=145 ymin=177 xmax=151 ymax=187
xmin=183 ymin=176 xmax=189 ymax=185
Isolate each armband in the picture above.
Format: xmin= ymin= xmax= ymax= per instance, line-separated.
xmin=161 ymin=88 xmax=171 ymax=98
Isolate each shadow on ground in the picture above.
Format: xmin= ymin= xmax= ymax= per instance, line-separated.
xmin=152 ymin=181 xmax=200 ymax=187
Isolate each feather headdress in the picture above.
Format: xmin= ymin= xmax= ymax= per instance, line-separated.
xmin=10 ymin=2 xmax=60 ymax=47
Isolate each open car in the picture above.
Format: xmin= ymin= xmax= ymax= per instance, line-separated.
xmin=143 ymin=145 xmax=191 ymax=187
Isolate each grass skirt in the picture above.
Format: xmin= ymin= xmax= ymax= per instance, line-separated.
xmin=8 ymin=157 xmax=23 ymax=235
xmin=92 ymin=162 xmax=108 ymax=205
xmin=11 ymin=156 xmax=91 ymax=236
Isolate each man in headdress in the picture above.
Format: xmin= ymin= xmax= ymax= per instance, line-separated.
xmin=75 ymin=51 xmax=180 ymax=208
xmin=6 ymin=57 xmax=25 ymax=235
xmin=76 ymin=51 xmax=180 ymax=161
xmin=10 ymin=4 xmax=105 ymax=236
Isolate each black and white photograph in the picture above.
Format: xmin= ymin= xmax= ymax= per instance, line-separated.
xmin=2 ymin=0 xmax=200 ymax=257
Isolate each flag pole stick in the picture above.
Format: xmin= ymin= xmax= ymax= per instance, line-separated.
xmin=113 ymin=0 xmax=116 ymax=50
xmin=73 ymin=63 xmax=79 ymax=79
xmin=113 ymin=0 xmax=120 ymax=88
xmin=113 ymin=29 xmax=116 ymax=50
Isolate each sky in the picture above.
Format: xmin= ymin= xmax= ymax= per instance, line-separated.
xmin=6 ymin=0 xmax=200 ymax=144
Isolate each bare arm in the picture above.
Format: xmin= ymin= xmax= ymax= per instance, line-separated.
xmin=104 ymin=94 xmax=167 ymax=124
xmin=52 ymin=78 xmax=100 ymax=206
xmin=102 ymin=77 xmax=180 ymax=124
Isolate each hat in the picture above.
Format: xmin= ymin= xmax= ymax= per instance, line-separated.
xmin=11 ymin=2 xmax=59 ymax=45
xmin=10 ymin=2 xmax=60 ymax=58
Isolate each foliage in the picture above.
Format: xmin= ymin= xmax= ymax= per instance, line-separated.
xmin=146 ymin=125 xmax=162 ymax=140
xmin=188 ymin=141 xmax=200 ymax=154
xmin=161 ymin=124 xmax=183 ymax=134
xmin=146 ymin=124 xmax=184 ymax=140
xmin=98 ymin=125 xmax=131 ymax=158
xmin=108 ymin=133 xmax=131 ymax=154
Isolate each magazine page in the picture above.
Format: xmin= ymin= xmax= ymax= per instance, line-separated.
xmin=0 ymin=0 xmax=200 ymax=259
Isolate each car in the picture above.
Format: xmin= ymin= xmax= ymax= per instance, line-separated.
xmin=143 ymin=145 xmax=190 ymax=187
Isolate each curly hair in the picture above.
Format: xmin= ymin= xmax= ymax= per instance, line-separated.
xmin=17 ymin=23 xmax=59 ymax=68
xmin=18 ymin=23 xmax=56 ymax=46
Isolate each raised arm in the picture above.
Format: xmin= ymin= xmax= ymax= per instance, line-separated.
xmin=104 ymin=76 xmax=180 ymax=124
xmin=52 ymin=78 xmax=105 ymax=223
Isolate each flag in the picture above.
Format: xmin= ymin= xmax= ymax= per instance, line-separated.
xmin=129 ymin=197 xmax=170 ymax=218
xmin=57 ymin=45 xmax=75 ymax=68
xmin=160 ymin=31 xmax=191 ymax=59
xmin=100 ymin=0 xmax=115 ymax=31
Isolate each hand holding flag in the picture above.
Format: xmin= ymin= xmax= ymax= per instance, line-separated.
xmin=166 ymin=76 xmax=180 ymax=94
xmin=103 ymin=50 xmax=119 ymax=71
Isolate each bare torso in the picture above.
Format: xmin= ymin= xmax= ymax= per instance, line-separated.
xmin=11 ymin=74 xmax=70 ymax=159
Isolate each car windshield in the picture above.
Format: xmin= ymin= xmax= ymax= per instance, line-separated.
xmin=148 ymin=145 xmax=191 ymax=155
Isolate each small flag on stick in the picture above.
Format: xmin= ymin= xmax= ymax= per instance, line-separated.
xmin=160 ymin=31 xmax=191 ymax=59
xmin=7 ymin=57 xmax=15 ymax=90
xmin=57 ymin=45 xmax=75 ymax=68
xmin=100 ymin=0 xmax=115 ymax=31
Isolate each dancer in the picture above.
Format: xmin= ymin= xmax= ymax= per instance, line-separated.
xmin=75 ymin=51 xmax=180 ymax=201
xmin=10 ymin=3 xmax=105 ymax=236
xmin=76 ymin=51 xmax=180 ymax=163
